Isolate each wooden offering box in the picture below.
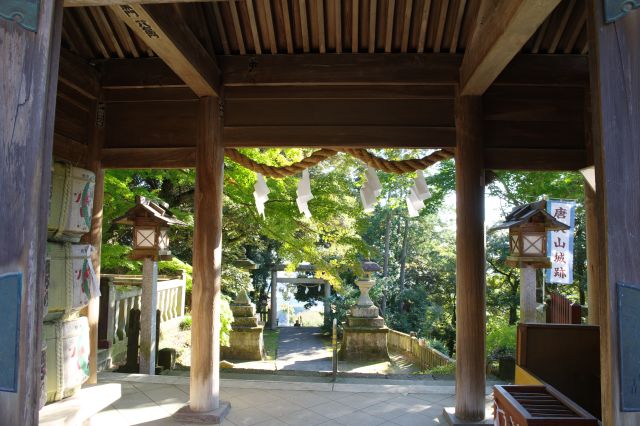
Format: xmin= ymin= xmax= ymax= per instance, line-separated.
xmin=493 ymin=385 xmax=598 ymax=425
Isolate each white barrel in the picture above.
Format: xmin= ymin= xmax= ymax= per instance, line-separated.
xmin=43 ymin=317 xmax=90 ymax=403
xmin=48 ymin=162 xmax=95 ymax=242
xmin=46 ymin=242 xmax=99 ymax=321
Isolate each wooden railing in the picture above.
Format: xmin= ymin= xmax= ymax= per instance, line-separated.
xmin=98 ymin=272 xmax=187 ymax=347
xmin=546 ymin=292 xmax=582 ymax=324
xmin=387 ymin=329 xmax=453 ymax=370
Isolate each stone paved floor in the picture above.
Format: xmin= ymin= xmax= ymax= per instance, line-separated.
xmin=276 ymin=327 xmax=331 ymax=371
xmin=75 ymin=373 xmax=495 ymax=426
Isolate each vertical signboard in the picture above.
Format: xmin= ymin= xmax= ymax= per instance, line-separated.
xmin=546 ymin=199 xmax=576 ymax=284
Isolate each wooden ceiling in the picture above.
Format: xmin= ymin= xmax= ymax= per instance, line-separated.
xmin=61 ymin=0 xmax=588 ymax=59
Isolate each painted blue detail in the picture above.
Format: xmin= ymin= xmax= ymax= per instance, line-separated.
xmin=0 ymin=0 xmax=40 ymax=32
xmin=604 ymin=0 xmax=640 ymax=23
xmin=618 ymin=283 xmax=640 ymax=411
xmin=0 ymin=273 xmax=22 ymax=393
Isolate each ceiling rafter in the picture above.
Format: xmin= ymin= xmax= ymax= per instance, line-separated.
xmin=109 ymin=3 xmax=221 ymax=97
xmin=459 ymin=0 xmax=562 ymax=96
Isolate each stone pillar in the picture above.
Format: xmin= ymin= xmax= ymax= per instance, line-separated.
xmin=324 ymin=282 xmax=331 ymax=323
xmin=451 ymin=95 xmax=486 ymax=422
xmin=520 ymin=266 xmax=537 ymax=323
xmin=139 ymin=258 xmax=158 ymax=374
xmin=270 ymin=269 xmax=278 ymax=330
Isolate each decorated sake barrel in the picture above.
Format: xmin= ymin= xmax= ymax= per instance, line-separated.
xmin=48 ymin=162 xmax=95 ymax=242
xmin=40 ymin=340 xmax=47 ymax=409
xmin=46 ymin=242 xmax=99 ymax=321
xmin=44 ymin=317 xmax=90 ymax=403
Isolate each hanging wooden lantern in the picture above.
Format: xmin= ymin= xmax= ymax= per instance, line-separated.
xmin=490 ymin=200 xmax=569 ymax=268
xmin=114 ymin=196 xmax=186 ymax=261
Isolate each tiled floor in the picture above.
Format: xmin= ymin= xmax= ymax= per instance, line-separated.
xmin=82 ymin=373 xmax=494 ymax=426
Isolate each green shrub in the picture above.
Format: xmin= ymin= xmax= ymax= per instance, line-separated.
xmin=486 ymin=322 xmax=517 ymax=359
xmin=426 ymin=362 xmax=456 ymax=376
xmin=179 ymin=316 xmax=192 ymax=331
xmin=427 ymin=338 xmax=449 ymax=357
xmin=219 ymin=296 xmax=234 ymax=347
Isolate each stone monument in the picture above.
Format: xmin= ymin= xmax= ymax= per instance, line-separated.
xmin=340 ymin=261 xmax=389 ymax=361
xmin=221 ymin=255 xmax=264 ymax=361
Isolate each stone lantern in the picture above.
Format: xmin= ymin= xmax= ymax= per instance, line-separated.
xmin=113 ymin=196 xmax=185 ymax=374
xmin=340 ymin=261 xmax=389 ymax=361
xmin=221 ymin=253 xmax=265 ymax=361
xmin=490 ymin=200 xmax=569 ymax=323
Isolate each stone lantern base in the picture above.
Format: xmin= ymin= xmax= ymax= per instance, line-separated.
xmin=339 ymin=298 xmax=389 ymax=362
xmin=339 ymin=323 xmax=389 ymax=362
xmin=223 ymin=327 xmax=264 ymax=361
xmin=221 ymin=290 xmax=264 ymax=361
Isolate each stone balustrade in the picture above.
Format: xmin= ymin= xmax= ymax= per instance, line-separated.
xmin=98 ymin=272 xmax=187 ymax=360
xmin=387 ymin=329 xmax=453 ymax=371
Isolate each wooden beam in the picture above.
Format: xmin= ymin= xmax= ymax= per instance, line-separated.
xmin=65 ymin=0 xmax=231 ymax=5
xmin=54 ymin=133 xmax=88 ymax=165
xmin=109 ymin=4 xmax=220 ymax=97
xmin=59 ymin=49 xmax=100 ymax=99
xmin=459 ymin=0 xmax=561 ymax=95
xmin=224 ymin=125 xmax=455 ymax=148
xmin=483 ymin=148 xmax=587 ymax=170
xmin=101 ymin=147 xmax=196 ymax=168
xmin=222 ymin=53 xmax=461 ymax=85
xmin=0 ymin=1 xmax=63 ymax=423
xmin=453 ymin=95 xmax=486 ymax=421
xmin=97 ymin=54 xmax=587 ymax=90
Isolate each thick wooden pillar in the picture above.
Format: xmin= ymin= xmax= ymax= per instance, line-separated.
xmin=0 ymin=1 xmax=63 ymax=424
xmin=452 ymin=95 xmax=486 ymax=422
xmin=588 ymin=3 xmax=640 ymax=425
xmin=584 ymin=184 xmax=599 ymax=326
xmin=177 ymin=96 xmax=229 ymax=422
xmin=82 ymin=98 xmax=105 ymax=384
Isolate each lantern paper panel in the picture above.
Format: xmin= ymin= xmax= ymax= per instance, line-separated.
xmin=158 ymin=228 xmax=169 ymax=250
xmin=136 ymin=228 xmax=155 ymax=248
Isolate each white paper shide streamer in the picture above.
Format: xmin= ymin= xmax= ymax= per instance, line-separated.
xmin=296 ymin=169 xmax=313 ymax=218
xmin=253 ymin=173 xmax=270 ymax=217
xmin=360 ymin=167 xmax=382 ymax=213
xmin=406 ymin=170 xmax=431 ymax=217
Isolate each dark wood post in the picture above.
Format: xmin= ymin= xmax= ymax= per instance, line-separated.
xmin=81 ymin=96 xmax=105 ymax=384
xmin=587 ymin=3 xmax=640 ymax=425
xmin=452 ymin=95 xmax=486 ymax=421
xmin=0 ymin=1 xmax=63 ymax=423
xmin=179 ymin=96 xmax=229 ymax=421
xmin=584 ymin=184 xmax=599 ymax=326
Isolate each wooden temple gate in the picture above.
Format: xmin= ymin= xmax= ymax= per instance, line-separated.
xmin=1 ymin=0 xmax=639 ymax=424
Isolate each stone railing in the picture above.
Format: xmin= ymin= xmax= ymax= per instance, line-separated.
xmin=98 ymin=272 xmax=187 ymax=348
xmin=387 ymin=329 xmax=453 ymax=371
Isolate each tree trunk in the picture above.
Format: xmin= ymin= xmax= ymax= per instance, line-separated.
xmin=398 ymin=216 xmax=409 ymax=312
xmin=381 ymin=210 xmax=392 ymax=316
